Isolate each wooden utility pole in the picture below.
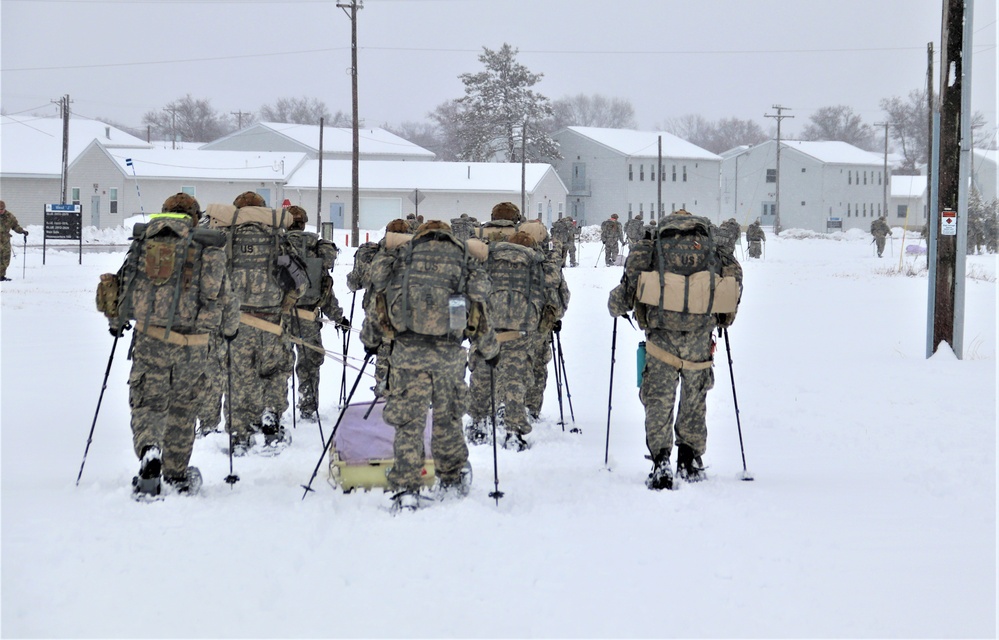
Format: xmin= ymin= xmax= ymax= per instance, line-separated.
xmin=932 ymin=0 xmax=972 ymax=356
xmin=926 ymin=42 xmax=934 ymax=217
xmin=317 ymin=116 xmax=324 ymax=234
xmin=230 ymin=110 xmax=250 ymax=129
xmin=52 ymin=95 xmax=71 ymax=204
xmin=765 ymin=105 xmax=794 ymax=234
xmin=337 ymin=0 xmax=362 ymax=247
xmin=521 ymin=119 xmax=527 ymax=217
xmin=657 ymin=136 xmax=663 ymax=220
xmin=874 ymin=122 xmax=892 ymax=218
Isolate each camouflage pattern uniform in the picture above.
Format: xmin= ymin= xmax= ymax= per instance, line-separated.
xmin=525 ymin=248 xmax=571 ymax=420
xmin=870 ymin=216 xmax=892 ymax=257
xmin=718 ymin=218 xmax=742 ymax=253
xmin=608 ymin=211 xmax=742 ymax=485
xmin=368 ymin=222 xmax=498 ymax=493
xmin=551 ymin=216 xmax=578 ymax=267
xmin=285 ymin=210 xmax=345 ymax=420
xmin=746 ymin=220 xmax=766 ymax=258
xmin=601 ymin=215 xmax=624 ymax=265
xmin=0 ymin=202 xmax=27 ymax=281
xmin=109 ymin=198 xmax=240 ymax=490
xmin=624 ymin=214 xmax=645 ymax=248
xmin=450 ymin=214 xmax=476 ymax=242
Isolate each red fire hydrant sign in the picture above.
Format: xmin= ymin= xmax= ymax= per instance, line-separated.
xmin=941 ymin=210 xmax=957 ymax=236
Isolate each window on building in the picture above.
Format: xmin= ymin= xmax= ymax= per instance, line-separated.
xmin=672 ymin=165 xmax=677 ymax=182
xmin=848 ymin=204 xmax=851 ymax=216
xmin=182 ymin=186 xmax=196 ymax=196
xmin=863 ymin=172 xmax=867 ymax=185
xmin=558 ymin=202 xmax=564 ymax=216
xmin=878 ymin=172 xmax=882 ymax=185
xmin=639 ymin=203 xmax=644 ymax=215
xmin=801 ymin=167 xmax=806 ymax=172
xmin=897 ymin=204 xmax=908 ymax=218
xmin=110 ymin=188 xmax=118 ymax=214
xmin=629 ymin=165 xmax=633 ymax=181
xmin=683 ymin=166 xmax=687 ymax=182
xmin=671 ymin=203 xmax=676 ymax=213
xmin=538 ymin=203 xmax=544 ymax=217
xmin=650 ymin=164 xmax=656 ymax=181
xmin=639 ymin=165 xmax=644 ymax=181
xmin=801 ymin=201 xmax=806 ymax=206
xmin=628 ymin=203 xmax=633 ymax=216
xmin=71 ymin=188 xmax=81 ymax=205
xmin=766 ymin=169 xmax=776 ymax=183
xmin=863 ymin=203 xmax=867 ymax=217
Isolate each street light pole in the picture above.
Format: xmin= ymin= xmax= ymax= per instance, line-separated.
xmin=337 ymin=0 xmax=363 ymax=247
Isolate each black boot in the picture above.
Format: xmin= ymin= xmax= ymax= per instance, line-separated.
xmin=163 ymin=467 xmax=203 ymax=495
xmin=646 ymin=449 xmax=673 ymax=491
xmin=132 ymin=446 xmax=162 ymax=498
xmin=676 ymin=443 xmax=706 ymax=482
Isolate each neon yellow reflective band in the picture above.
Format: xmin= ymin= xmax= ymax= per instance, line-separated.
xmin=151 ymin=213 xmax=193 ymax=221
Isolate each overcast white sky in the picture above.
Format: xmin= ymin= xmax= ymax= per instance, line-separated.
xmin=2 ymin=0 xmax=996 ymax=142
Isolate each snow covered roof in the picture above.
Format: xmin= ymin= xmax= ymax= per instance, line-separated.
xmin=205 ymin=122 xmax=436 ymax=159
xmin=781 ymin=140 xmax=883 ymax=166
xmin=563 ymin=126 xmax=719 ymax=161
xmin=97 ymin=146 xmax=308 ymax=181
xmin=1 ymin=115 xmax=151 ymax=176
xmin=891 ymin=175 xmax=927 ymax=198
xmin=285 ymin=160 xmax=562 ymax=193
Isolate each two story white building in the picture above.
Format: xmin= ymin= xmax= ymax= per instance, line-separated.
xmin=552 ymin=126 xmax=721 ymax=226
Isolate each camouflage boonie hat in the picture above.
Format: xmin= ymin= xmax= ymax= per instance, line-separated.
xmin=233 ymin=191 xmax=266 ymax=208
xmin=386 ymin=218 xmax=410 ymax=233
xmin=162 ymin=193 xmax=200 ymax=218
xmin=491 ymin=202 xmax=520 ymax=222
xmin=509 ymin=230 xmax=538 ymax=249
xmin=288 ymin=205 xmax=308 ymax=224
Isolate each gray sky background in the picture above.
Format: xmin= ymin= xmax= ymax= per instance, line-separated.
xmin=2 ymin=0 xmax=996 ymax=144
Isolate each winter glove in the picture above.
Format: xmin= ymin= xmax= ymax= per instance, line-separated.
xmin=715 ymin=313 xmax=735 ymax=329
xmin=485 ymin=353 xmax=500 ymax=368
xmin=336 ymin=317 xmax=351 ymax=331
xmin=22 ymin=230 xmax=29 ymax=237
xmin=224 ymin=329 xmax=238 ymax=343
xmin=364 ymin=343 xmax=379 ymax=357
xmin=553 ymin=319 xmax=562 ymax=333
xmin=109 ymin=320 xmax=131 ymax=338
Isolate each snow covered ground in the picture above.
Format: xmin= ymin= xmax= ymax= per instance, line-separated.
xmin=1 ymin=224 xmax=995 ymax=638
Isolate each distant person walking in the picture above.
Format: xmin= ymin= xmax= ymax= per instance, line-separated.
xmin=0 ymin=201 xmax=28 ymax=281
xmin=870 ymin=216 xmax=892 ymax=258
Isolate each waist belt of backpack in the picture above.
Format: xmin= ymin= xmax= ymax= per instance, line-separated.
xmin=644 ymin=340 xmax=712 ymax=371
xmin=495 ymin=330 xmax=528 ymax=343
xmin=289 ymin=307 xmax=317 ymax=322
xmin=135 ymin=322 xmax=210 ymax=347
xmin=240 ymin=312 xmax=283 ymax=336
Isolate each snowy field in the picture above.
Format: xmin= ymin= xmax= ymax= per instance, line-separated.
xmin=1 ymin=224 xmax=995 ymax=638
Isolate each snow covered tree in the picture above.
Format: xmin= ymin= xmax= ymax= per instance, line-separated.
xmin=453 ymin=43 xmax=560 ymax=163
xmin=660 ymin=114 xmax=767 ymax=154
xmin=550 ymin=94 xmax=637 ymax=130
xmin=142 ymin=95 xmax=235 ymax=144
xmin=801 ymin=105 xmax=876 ymax=150
xmin=259 ymin=97 xmax=347 ymax=126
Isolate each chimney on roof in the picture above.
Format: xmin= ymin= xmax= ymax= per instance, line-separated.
xmin=105 ymin=126 xmax=111 ymax=139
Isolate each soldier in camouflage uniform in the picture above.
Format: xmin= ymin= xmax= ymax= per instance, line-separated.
xmin=285 ymin=206 xmax=347 ymax=420
xmin=449 ymin=213 xmax=476 ymax=242
xmin=718 ymin=218 xmax=742 ymax=254
xmin=368 ymin=220 xmax=499 ymax=510
xmin=551 ymin=216 xmax=578 ymax=267
xmin=525 ymin=242 xmax=571 ymax=423
xmin=214 ymin=191 xmax=306 ymax=456
xmin=608 ymin=209 xmax=742 ymax=490
xmin=746 ymin=219 xmax=766 ymax=258
xmin=105 ymin=193 xmax=240 ymax=497
xmin=601 ymin=213 xmax=624 ymax=266
xmin=0 ymin=201 xmax=28 ymax=281
xmin=870 ymin=216 xmax=892 ymax=257
xmin=624 ymin=213 xmax=645 ymax=249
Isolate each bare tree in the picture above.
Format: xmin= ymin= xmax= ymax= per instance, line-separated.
xmin=426 ymin=99 xmax=465 ymax=162
xmin=383 ymin=119 xmax=448 ymax=159
xmin=801 ymin=105 xmax=876 ymax=150
xmin=881 ymin=88 xmax=989 ymax=173
xmin=259 ymin=97 xmax=347 ymax=126
xmin=142 ymin=94 xmax=235 ymax=143
xmin=660 ymin=114 xmax=767 ymax=154
xmin=550 ymin=93 xmax=637 ymax=130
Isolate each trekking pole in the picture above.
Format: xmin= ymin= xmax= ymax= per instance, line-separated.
xmin=75 ymin=333 xmax=121 ymax=485
xmin=301 ymin=353 xmax=372 ymax=499
xmin=593 ymin=245 xmax=605 ymax=267
xmin=224 ymin=337 xmax=239 ymax=486
xmin=556 ymin=330 xmax=577 ymax=431
xmin=723 ymin=328 xmax=753 ymax=481
xmin=340 ymin=291 xmax=357 ymax=407
xmin=603 ymin=318 xmax=618 ymax=467
xmin=21 ymin=234 xmax=27 ymax=278
xmin=551 ymin=338 xmax=565 ymax=431
xmin=488 ymin=363 xmax=504 ymax=505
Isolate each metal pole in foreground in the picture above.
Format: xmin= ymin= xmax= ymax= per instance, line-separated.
xmin=76 ymin=334 xmax=121 ymax=485
xmin=603 ymin=318 xmax=618 ymax=467
xmin=723 ymin=328 xmax=753 ymax=481
xmin=488 ymin=364 xmax=504 ymax=505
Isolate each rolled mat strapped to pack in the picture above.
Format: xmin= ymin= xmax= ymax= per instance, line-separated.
xmin=636 ymin=271 xmax=740 ymax=314
xmin=644 ymin=339 xmax=713 ymax=371
xmin=205 ymin=204 xmax=293 ymax=228
xmin=328 ymin=400 xmax=436 ymax=491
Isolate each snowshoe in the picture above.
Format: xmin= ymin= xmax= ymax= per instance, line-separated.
xmin=389 ymin=489 xmax=425 ymax=514
xmin=435 ymin=462 xmax=472 ymax=501
xmin=502 ymin=431 xmax=529 ymax=452
xmin=646 ymin=450 xmax=674 ymax=491
xmin=226 ymin=433 xmax=253 ymax=457
xmin=676 ymin=444 xmax=706 ymax=483
xmin=298 ymin=408 xmax=317 ymax=422
xmin=466 ymin=419 xmax=490 ymax=446
xmin=255 ymin=424 xmax=292 ymax=456
xmin=163 ymin=466 xmax=203 ymax=496
xmin=131 ymin=446 xmax=162 ymax=500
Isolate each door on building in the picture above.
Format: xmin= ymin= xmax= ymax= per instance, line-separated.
xmin=256 ymin=189 xmax=271 ymax=207
xmin=91 ymin=195 xmax=101 ymax=227
xmin=329 ymin=202 xmax=345 ymax=228
xmin=761 ymin=202 xmax=776 ymax=226
xmin=571 ymin=200 xmax=586 ymax=225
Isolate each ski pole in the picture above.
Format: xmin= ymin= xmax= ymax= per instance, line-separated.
xmin=301 ymin=352 xmax=372 ymax=499
xmin=21 ymin=234 xmax=27 ymax=279
xmin=556 ymin=330 xmax=577 ymax=431
xmin=224 ymin=336 xmax=239 ymax=486
xmin=604 ymin=317 xmax=618 ymax=467
xmin=723 ymin=328 xmax=753 ymax=481
xmin=593 ymin=245 xmax=605 ymax=268
xmin=340 ymin=291 xmax=357 ymax=407
xmin=75 ymin=333 xmax=121 ymax=485
xmin=551 ymin=338 xmax=565 ymax=431
xmin=488 ymin=363 xmax=504 ymax=505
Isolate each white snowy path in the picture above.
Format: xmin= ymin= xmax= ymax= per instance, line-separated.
xmin=1 ymin=229 xmax=995 ymax=638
